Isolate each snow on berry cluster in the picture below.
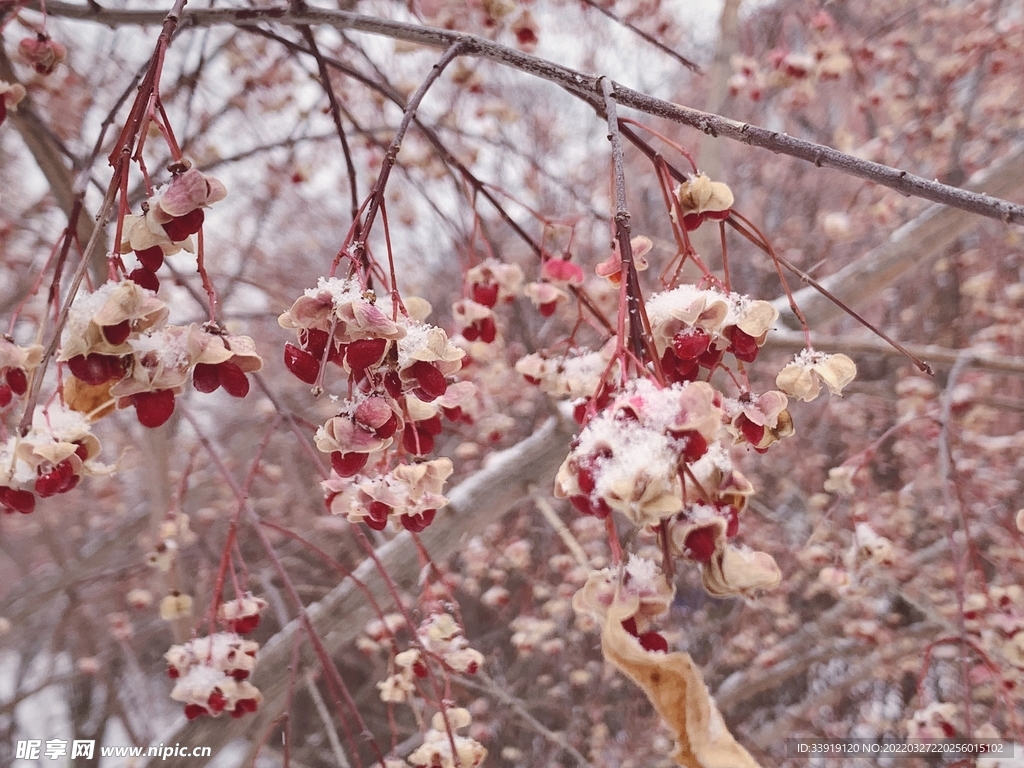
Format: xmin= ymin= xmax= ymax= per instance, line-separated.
xmin=280 ymin=276 xmax=472 ymax=531
xmin=375 ymin=612 xmax=485 ymax=704
xmin=532 ymin=278 xmax=857 ymax=600
xmin=58 ymin=279 xmax=262 ymax=429
xmin=0 ymin=403 xmax=111 ymax=514
xmin=553 ymin=378 xmax=782 ymax=597
xmin=165 ymin=594 xmax=267 ymax=722
xmin=0 ymin=336 xmax=41 ymax=413
xmin=407 ymin=708 xmax=487 ymax=768
xmin=165 ymin=631 xmax=262 ymax=720
xmin=322 ymin=456 xmax=453 ymax=532
xmin=119 ymin=165 xmax=227 ymax=292
xmin=646 ymin=284 xmax=778 ymax=376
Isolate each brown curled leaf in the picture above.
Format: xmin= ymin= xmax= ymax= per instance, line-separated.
xmin=601 ymin=595 xmax=761 ymax=768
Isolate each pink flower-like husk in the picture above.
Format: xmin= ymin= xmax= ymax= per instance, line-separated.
xmin=154 ymin=168 xmax=228 ymax=219
xmin=315 ymin=416 xmax=391 ymax=455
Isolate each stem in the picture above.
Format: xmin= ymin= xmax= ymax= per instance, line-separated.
xmin=600 ymin=77 xmax=648 ymax=364
xmin=38 ymin=1 xmax=1024 ymax=226
xmin=349 ymin=41 xmax=465 ymax=275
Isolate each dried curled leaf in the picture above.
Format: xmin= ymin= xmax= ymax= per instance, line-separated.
xmin=701 ymin=545 xmax=782 ymax=598
xmin=600 ymin=596 xmax=761 ymax=768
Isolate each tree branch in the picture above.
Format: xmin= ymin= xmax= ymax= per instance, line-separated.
xmin=140 ymin=414 xmax=576 ymax=768
xmin=771 ymin=144 xmax=1024 ymax=328
xmin=28 ymin=1 xmax=1024 ymax=227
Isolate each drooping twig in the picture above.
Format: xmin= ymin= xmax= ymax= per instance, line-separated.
xmin=578 ymin=0 xmax=700 ymax=74
xmin=16 ymin=0 xmax=191 ymax=435
xmin=298 ymin=25 xmax=360 ymax=223
xmin=345 ymin=41 xmax=465 ymax=277
xmin=600 ymin=77 xmax=648 ymax=365
xmin=32 ymin=1 xmax=1024 ymax=227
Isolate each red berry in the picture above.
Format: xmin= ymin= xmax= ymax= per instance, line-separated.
xmin=638 ymin=631 xmax=669 ymax=653
xmin=462 ymin=324 xmax=479 ymax=342
xmin=682 ymin=212 xmax=704 ymax=231
xmin=131 ymin=389 xmax=176 ymax=428
xmin=128 ymin=267 xmax=160 ymax=292
xmin=230 ymin=669 xmax=250 ymax=680
xmin=102 ymin=320 xmax=131 ymax=345
xmin=74 ymin=442 xmax=90 ymax=461
xmin=6 ymin=367 xmax=28 ymax=395
xmin=471 ymin=282 xmax=499 ymax=308
xmin=539 ymin=301 xmax=558 ymax=317
xmin=135 ymin=246 xmax=165 ymax=272
xmin=736 ymin=414 xmax=766 ymax=447
xmin=283 ymin=343 xmax=320 ymax=384
xmin=671 ymin=429 xmax=708 ymax=463
xmin=167 ymin=666 xmax=180 ymax=679
xmin=441 ymin=406 xmax=464 ymax=423
xmin=183 ymin=704 xmax=208 ymax=720
xmin=373 ymin=412 xmax=399 ymax=440
xmin=345 ymin=338 xmax=387 ymax=373
xmin=67 ymin=354 xmax=123 ymax=385
xmin=412 ymin=660 xmax=429 ymax=678
xmin=230 ymin=614 xmax=260 ymax=634
xmin=569 ymin=494 xmax=611 ymax=519
xmin=410 ymin=361 xmax=447 ymax=401
xmin=621 ymin=617 xmax=639 ymax=636
xmin=366 ymin=501 xmax=391 ymax=530
xmin=207 ymin=691 xmax=226 ymax=713
xmin=35 ymin=460 xmax=75 ymax=498
xmin=162 ymin=208 xmax=204 ymax=241
xmin=672 ymin=328 xmax=711 ymax=361
xmin=724 ymin=506 xmax=740 ymax=537
xmin=419 ymin=415 xmax=443 ymax=436
xmin=0 ymin=486 xmax=36 ymax=514
xmin=218 ymin=361 xmax=249 ymax=398
xmin=402 ymin=424 xmax=435 ymax=455
xmin=192 ymin=363 xmax=221 ymax=393
xmin=572 ymin=400 xmax=588 ymax=424
xmin=400 ymin=508 xmax=436 ymax=532
xmin=331 ymin=451 xmax=368 ymax=477
xmin=705 ymin=208 xmax=731 ymax=221
xmin=697 ymin=345 xmax=724 ymax=369
xmin=300 ymin=328 xmax=329 ymax=358
xmin=478 ymin=317 xmax=497 ymax=343
xmin=233 ymin=698 xmax=259 ymax=715
xmin=683 ymin=526 xmax=719 ymax=562
xmin=726 ymin=327 xmax=759 ymax=362
xmin=0 ymin=385 xmax=12 ymax=409
xmin=383 ymin=370 xmax=403 ymax=399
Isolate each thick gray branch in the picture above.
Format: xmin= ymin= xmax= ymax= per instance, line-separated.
xmin=28 ymin=1 xmax=1024 ymax=227
xmin=141 ymin=415 xmax=575 ymax=768
xmin=772 ymin=144 xmax=1024 ymax=328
